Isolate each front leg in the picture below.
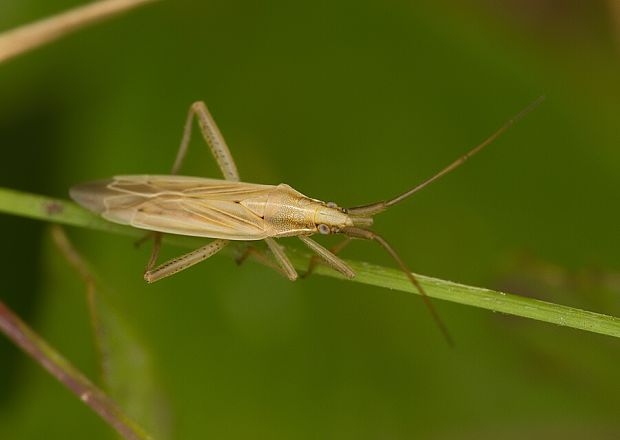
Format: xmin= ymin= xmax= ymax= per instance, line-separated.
xmin=302 ymin=237 xmax=352 ymax=278
xmin=298 ymin=236 xmax=355 ymax=279
xmin=264 ymin=238 xmax=298 ymax=281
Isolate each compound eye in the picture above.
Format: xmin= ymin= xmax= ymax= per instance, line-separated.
xmin=318 ymin=224 xmax=330 ymax=235
xmin=326 ymin=201 xmax=338 ymax=208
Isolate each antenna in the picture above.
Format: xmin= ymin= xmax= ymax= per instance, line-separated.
xmin=347 ymin=96 xmax=545 ymax=217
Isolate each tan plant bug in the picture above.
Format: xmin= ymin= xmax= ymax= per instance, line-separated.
xmin=71 ymin=97 xmax=543 ymax=343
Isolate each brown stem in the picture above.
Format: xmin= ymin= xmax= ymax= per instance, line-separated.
xmin=0 ymin=0 xmax=160 ymax=64
xmin=0 ymin=300 xmax=152 ymax=440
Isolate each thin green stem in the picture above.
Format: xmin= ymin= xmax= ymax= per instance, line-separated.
xmin=2 ymin=186 xmax=620 ymax=339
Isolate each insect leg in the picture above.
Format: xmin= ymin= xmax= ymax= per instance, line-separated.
xmin=144 ymin=239 xmax=229 ymax=283
xmin=133 ymin=231 xmax=161 ymax=253
xmin=134 ymin=231 xmax=156 ymax=248
xmin=145 ymin=232 xmax=162 ymax=273
xmin=235 ymin=243 xmax=295 ymax=279
xmin=302 ymin=237 xmax=353 ymax=278
xmin=172 ymin=101 xmax=240 ymax=181
xmin=134 ymin=230 xmax=164 ymax=274
xmin=264 ymin=238 xmax=298 ymax=281
xmin=141 ymin=231 xmax=163 ymax=260
xmin=141 ymin=101 xmax=242 ymax=264
xmin=298 ymin=236 xmax=355 ymax=279
xmin=138 ymin=102 xmax=241 ymax=273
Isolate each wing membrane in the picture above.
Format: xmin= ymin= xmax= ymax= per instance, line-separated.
xmin=71 ymin=175 xmax=276 ymax=240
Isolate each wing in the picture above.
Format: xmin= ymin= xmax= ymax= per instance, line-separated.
xmin=70 ymin=175 xmax=277 ymax=240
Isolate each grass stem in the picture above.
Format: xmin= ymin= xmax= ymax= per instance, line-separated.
xmin=2 ymin=186 xmax=619 ymax=339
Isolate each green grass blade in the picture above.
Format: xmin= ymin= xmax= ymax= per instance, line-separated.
xmin=2 ymin=186 xmax=619 ymax=339
xmin=51 ymin=226 xmax=171 ymax=438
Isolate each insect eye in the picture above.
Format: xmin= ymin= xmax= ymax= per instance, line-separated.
xmin=318 ymin=224 xmax=330 ymax=235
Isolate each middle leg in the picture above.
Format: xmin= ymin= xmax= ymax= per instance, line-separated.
xmin=235 ymin=242 xmax=295 ymax=280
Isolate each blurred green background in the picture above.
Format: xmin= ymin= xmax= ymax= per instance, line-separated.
xmin=1 ymin=0 xmax=620 ymax=438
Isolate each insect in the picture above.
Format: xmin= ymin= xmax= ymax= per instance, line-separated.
xmin=71 ymin=98 xmax=543 ymax=342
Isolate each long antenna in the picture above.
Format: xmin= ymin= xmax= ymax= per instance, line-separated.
xmin=343 ymin=227 xmax=454 ymax=346
xmin=347 ymin=96 xmax=545 ymax=216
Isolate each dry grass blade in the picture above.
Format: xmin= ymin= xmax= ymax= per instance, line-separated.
xmin=0 ymin=299 xmax=153 ymax=440
xmin=0 ymin=0 xmax=159 ymax=64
